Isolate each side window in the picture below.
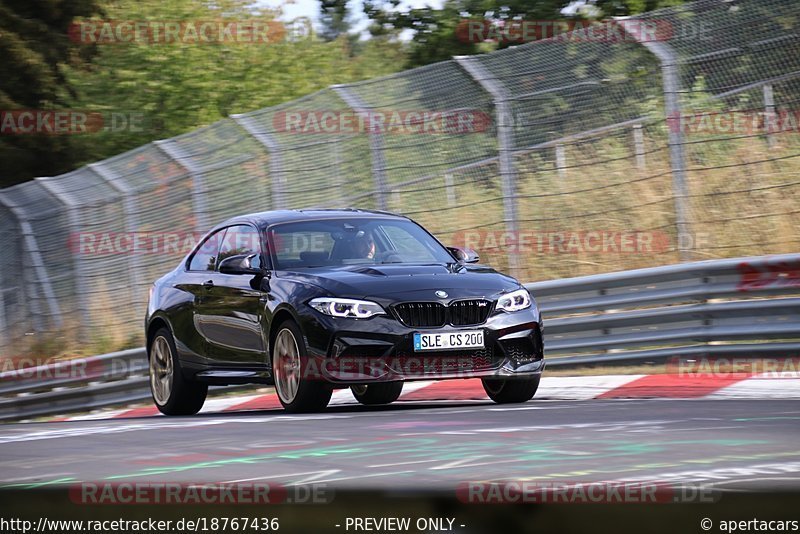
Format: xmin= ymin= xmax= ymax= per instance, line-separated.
xmin=188 ymin=229 xmax=225 ymax=271
xmin=218 ymin=225 xmax=262 ymax=270
xmin=270 ymin=228 xmax=334 ymax=266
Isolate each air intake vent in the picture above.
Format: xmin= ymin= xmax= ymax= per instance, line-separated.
xmin=394 ymin=302 xmax=447 ymax=327
xmin=448 ymin=299 xmax=492 ymax=326
xmin=394 ymin=300 xmax=492 ymax=327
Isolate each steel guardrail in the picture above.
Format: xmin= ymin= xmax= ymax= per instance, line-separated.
xmin=1 ymin=253 xmax=798 ymax=421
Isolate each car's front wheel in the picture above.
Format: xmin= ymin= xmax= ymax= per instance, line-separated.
xmin=481 ymin=375 xmax=540 ymax=403
xmin=351 ymin=382 xmax=403 ymax=405
xmin=272 ymin=320 xmax=332 ymax=413
xmin=149 ymin=327 xmax=207 ymax=415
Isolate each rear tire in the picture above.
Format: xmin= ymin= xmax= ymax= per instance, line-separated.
xmin=272 ymin=320 xmax=332 ymax=413
xmin=351 ymin=382 xmax=403 ymax=405
xmin=482 ymin=375 xmax=540 ymax=404
xmin=149 ymin=328 xmax=207 ymax=415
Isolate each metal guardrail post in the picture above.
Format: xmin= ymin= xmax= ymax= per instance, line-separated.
xmin=618 ymin=18 xmax=692 ymax=261
xmin=763 ymin=84 xmax=777 ymax=149
xmin=230 ymin=114 xmax=287 ymax=209
xmin=89 ymin=163 xmax=144 ymax=300
xmin=0 ymin=192 xmax=62 ymax=332
xmin=632 ymin=124 xmax=646 ymax=170
xmin=555 ymin=144 xmax=567 ymax=179
xmin=35 ymin=177 xmax=92 ymax=335
xmin=454 ymin=56 xmax=521 ymax=278
xmin=444 ymin=173 xmax=456 ymax=207
xmin=0 ymin=289 xmax=6 ymax=350
xmin=154 ymin=139 xmax=210 ymax=232
xmin=331 ymin=85 xmax=389 ymax=211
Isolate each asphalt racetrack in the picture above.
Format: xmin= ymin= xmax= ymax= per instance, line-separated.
xmin=2 ymin=398 xmax=799 ymax=490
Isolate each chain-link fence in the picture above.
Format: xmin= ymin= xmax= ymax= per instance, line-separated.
xmin=1 ymin=0 xmax=798 ymax=354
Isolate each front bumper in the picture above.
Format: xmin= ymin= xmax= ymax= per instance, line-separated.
xmin=297 ymin=307 xmax=545 ymax=384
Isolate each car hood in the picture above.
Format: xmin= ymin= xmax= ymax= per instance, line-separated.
xmin=275 ymin=263 xmax=521 ymax=300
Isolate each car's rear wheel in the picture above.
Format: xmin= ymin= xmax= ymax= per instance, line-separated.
xmin=272 ymin=320 xmax=332 ymax=413
xmin=149 ymin=328 xmax=207 ymax=415
xmin=351 ymin=382 xmax=403 ymax=405
xmin=481 ymin=375 xmax=540 ymax=403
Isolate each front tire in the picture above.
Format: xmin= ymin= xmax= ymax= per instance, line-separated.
xmin=272 ymin=320 xmax=332 ymax=413
xmin=351 ymin=382 xmax=403 ymax=405
xmin=482 ymin=375 xmax=540 ymax=404
xmin=149 ymin=328 xmax=207 ymax=415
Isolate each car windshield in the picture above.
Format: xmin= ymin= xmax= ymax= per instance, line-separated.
xmin=268 ymin=218 xmax=455 ymax=269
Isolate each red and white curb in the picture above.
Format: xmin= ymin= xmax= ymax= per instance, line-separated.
xmin=57 ymin=372 xmax=800 ymax=422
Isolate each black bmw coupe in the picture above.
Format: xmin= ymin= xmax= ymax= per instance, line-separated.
xmin=145 ymin=209 xmax=545 ymax=414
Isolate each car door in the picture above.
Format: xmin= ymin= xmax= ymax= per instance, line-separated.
xmin=197 ymin=224 xmax=267 ymax=364
xmin=179 ymin=227 xmax=227 ymax=363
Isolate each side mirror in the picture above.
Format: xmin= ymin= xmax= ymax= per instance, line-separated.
xmin=447 ymin=246 xmax=480 ymax=264
xmin=218 ymin=253 xmax=263 ymax=275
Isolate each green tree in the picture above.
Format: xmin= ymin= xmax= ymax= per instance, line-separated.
xmin=362 ymin=0 xmax=686 ymax=68
xmin=592 ymin=0 xmax=686 ymax=16
xmin=55 ymin=0 xmax=406 ymax=179
xmin=319 ymin=0 xmax=352 ymax=41
xmin=0 ymin=0 xmax=103 ymax=187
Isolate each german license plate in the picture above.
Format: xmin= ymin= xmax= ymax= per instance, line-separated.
xmin=413 ymin=331 xmax=484 ymax=351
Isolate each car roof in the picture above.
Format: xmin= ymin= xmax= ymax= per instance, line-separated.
xmin=213 ymin=208 xmax=409 ymax=231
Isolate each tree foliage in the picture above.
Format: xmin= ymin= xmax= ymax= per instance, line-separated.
xmin=1 ymin=0 xmax=406 ymax=187
xmin=0 ymin=0 xmax=103 ymax=187
xmin=363 ymin=0 xmax=686 ymax=68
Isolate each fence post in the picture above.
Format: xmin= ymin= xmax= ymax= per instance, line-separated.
xmin=0 ymin=275 xmax=7 ymax=349
xmin=0 ymin=192 xmax=62 ymax=332
xmin=444 ymin=173 xmax=456 ymax=207
xmin=230 ymin=114 xmax=287 ymax=209
xmin=331 ymin=85 xmax=389 ymax=211
xmin=0 ymin=287 xmax=6 ymax=351
xmin=154 ymin=140 xmax=210 ymax=232
xmin=35 ymin=177 xmax=91 ymax=335
xmin=632 ymin=124 xmax=646 ymax=170
xmin=618 ymin=19 xmax=692 ymax=261
xmin=763 ymin=84 xmax=777 ymax=149
xmin=555 ymin=144 xmax=567 ymax=179
xmin=454 ymin=56 xmax=520 ymax=277
xmin=89 ymin=163 xmax=144 ymax=304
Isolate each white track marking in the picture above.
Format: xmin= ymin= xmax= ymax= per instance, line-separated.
xmin=20 ymin=373 xmax=800 ymax=424
xmin=223 ymin=469 xmax=341 ymax=484
xmin=367 ymin=459 xmax=442 ymax=469
xmin=328 ymin=381 xmax=437 ymax=405
xmin=707 ymin=375 xmax=800 ymax=399
xmin=328 ymin=389 xmax=357 ymax=405
xmin=289 ymin=470 xmax=415 ymax=484
xmin=66 ymin=409 xmax=132 ymax=421
xmin=0 ymin=415 xmax=353 ymax=444
xmin=536 ymin=375 xmax=646 ymax=400
xmin=200 ymin=393 xmax=266 ymax=413
xmin=397 ymin=380 xmax=438 ymax=397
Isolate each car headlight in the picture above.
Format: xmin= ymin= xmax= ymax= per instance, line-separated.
xmin=496 ymin=288 xmax=531 ymax=312
xmin=308 ymin=297 xmax=386 ymax=318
